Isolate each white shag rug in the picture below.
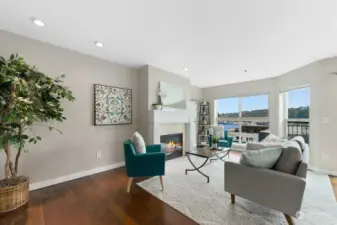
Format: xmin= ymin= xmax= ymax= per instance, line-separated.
xmin=137 ymin=155 xmax=337 ymax=225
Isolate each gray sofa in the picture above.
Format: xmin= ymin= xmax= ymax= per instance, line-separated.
xmin=225 ymin=143 xmax=309 ymax=225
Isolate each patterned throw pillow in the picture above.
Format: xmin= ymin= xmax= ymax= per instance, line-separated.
xmin=131 ymin=131 xmax=146 ymax=154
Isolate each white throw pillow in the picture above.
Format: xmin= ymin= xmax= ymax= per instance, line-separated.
xmin=240 ymin=147 xmax=283 ymax=169
xmin=261 ymin=133 xmax=287 ymax=144
xmin=131 ymin=131 xmax=146 ymax=154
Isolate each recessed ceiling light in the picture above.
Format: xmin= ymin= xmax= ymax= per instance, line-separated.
xmin=183 ymin=68 xmax=188 ymax=71
xmin=94 ymin=41 xmax=103 ymax=48
xmin=244 ymin=70 xmax=248 ymax=72
xmin=31 ymin=18 xmax=45 ymax=27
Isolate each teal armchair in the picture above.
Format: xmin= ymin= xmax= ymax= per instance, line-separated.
xmin=218 ymin=130 xmax=234 ymax=148
xmin=123 ymin=140 xmax=166 ymax=193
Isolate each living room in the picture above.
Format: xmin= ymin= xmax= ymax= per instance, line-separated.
xmin=0 ymin=1 xmax=337 ymax=225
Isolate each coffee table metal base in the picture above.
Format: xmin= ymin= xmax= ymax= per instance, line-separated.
xmin=210 ymin=149 xmax=231 ymax=162
xmin=185 ymin=154 xmax=210 ymax=183
xmin=185 ymin=149 xmax=231 ymax=183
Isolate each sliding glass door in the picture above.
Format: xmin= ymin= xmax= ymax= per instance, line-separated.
xmin=282 ymin=87 xmax=310 ymax=143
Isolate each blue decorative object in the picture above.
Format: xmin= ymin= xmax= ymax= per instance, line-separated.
xmin=218 ymin=130 xmax=233 ymax=148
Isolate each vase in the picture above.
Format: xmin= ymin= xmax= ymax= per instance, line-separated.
xmin=0 ymin=176 xmax=29 ymax=212
xmin=155 ymin=105 xmax=162 ymax=110
xmin=212 ymin=143 xmax=217 ymax=149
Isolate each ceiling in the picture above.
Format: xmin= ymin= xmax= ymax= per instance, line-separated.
xmin=1 ymin=0 xmax=337 ymax=87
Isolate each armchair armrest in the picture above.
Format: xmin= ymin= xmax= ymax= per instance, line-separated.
xmin=146 ymin=144 xmax=162 ymax=153
xmin=225 ymin=162 xmax=306 ymax=217
xmin=131 ymin=152 xmax=166 ymax=177
xmin=227 ymin=136 xmax=233 ymax=147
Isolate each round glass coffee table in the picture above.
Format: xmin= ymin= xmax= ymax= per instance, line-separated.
xmin=185 ymin=146 xmax=231 ymax=183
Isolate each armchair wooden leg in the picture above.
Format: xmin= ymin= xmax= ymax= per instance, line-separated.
xmin=159 ymin=176 xmax=164 ymax=191
xmin=127 ymin=177 xmax=133 ymax=193
xmin=284 ymin=214 xmax=294 ymax=225
xmin=231 ymin=194 xmax=235 ymax=204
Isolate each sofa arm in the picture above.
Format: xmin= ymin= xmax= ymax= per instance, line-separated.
xmin=132 ymin=152 xmax=166 ymax=177
xmin=146 ymin=144 xmax=162 ymax=153
xmin=225 ymin=162 xmax=306 ymax=217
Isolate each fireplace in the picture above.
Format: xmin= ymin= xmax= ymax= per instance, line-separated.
xmin=160 ymin=133 xmax=183 ymax=160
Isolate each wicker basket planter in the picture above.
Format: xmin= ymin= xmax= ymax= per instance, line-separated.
xmin=0 ymin=176 xmax=29 ymax=213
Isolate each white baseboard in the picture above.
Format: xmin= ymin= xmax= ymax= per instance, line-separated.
xmin=29 ymin=161 xmax=125 ymax=191
xmin=309 ymin=165 xmax=337 ymax=176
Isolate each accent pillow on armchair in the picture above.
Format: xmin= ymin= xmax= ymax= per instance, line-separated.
xmin=131 ymin=131 xmax=146 ymax=153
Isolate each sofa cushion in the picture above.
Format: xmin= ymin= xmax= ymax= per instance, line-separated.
xmin=239 ymin=147 xmax=283 ymax=169
xmin=291 ymin=136 xmax=306 ymax=151
xmin=131 ymin=131 xmax=146 ymax=154
xmin=261 ymin=133 xmax=287 ymax=144
xmin=274 ymin=141 xmax=302 ymax=174
xmin=246 ymin=142 xmax=283 ymax=150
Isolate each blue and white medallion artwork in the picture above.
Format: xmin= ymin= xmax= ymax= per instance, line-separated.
xmin=94 ymin=84 xmax=132 ymax=125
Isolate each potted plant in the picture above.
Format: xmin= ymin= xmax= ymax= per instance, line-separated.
xmin=152 ymin=88 xmax=166 ymax=110
xmin=152 ymin=103 xmax=162 ymax=110
xmin=0 ymin=54 xmax=75 ymax=212
xmin=212 ymin=136 xmax=218 ymax=149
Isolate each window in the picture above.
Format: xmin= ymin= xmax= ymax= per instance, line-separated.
xmin=217 ymin=97 xmax=239 ymax=118
xmin=217 ymin=94 xmax=269 ymax=143
xmin=288 ymin=87 xmax=309 ymax=119
xmin=283 ymin=87 xmax=310 ymax=143
xmin=241 ymin=95 xmax=268 ymax=117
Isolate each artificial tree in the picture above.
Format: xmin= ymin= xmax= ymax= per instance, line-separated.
xmin=0 ymin=54 xmax=75 ymax=185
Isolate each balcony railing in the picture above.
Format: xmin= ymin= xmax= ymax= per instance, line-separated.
xmin=218 ymin=121 xmax=269 ymax=143
xmin=287 ymin=119 xmax=309 ymax=143
xmin=217 ymin=118 xmax=309 ymax=144
xmin=228 ymin=131 xmax=259 ymax=143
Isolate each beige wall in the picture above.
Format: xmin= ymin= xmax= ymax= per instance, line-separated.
xmin=147 ymin=65 xmax=192 ymax=109
xmin=0 ymin=31 xmax=138 ymax=183
xmin=190 ymin=85 xmax=203 ymax=102
xmin=137 ymin=66 xmax=149 ymax=143
xmin=203 ymin=58 xmax=337 ymax=174
xmin=137 ymin=65 xmax=203 ymax=144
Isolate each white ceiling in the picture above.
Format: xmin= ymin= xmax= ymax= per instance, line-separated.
xmin=1 ymin=0 xmax=337 ymax=87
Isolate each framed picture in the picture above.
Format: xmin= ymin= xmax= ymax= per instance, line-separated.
xmin=94 ymin=84 xmax=132 ymax=125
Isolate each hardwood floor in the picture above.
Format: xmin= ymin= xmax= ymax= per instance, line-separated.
xmin=0 ymin=167 xmax=197 ymax=225
xmin=330 ymin=176 xmax=337 ymax=201
xmin=1 ymin=168 xmax=336 ymax=225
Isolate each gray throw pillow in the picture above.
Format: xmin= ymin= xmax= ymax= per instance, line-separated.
xmin=240 ymin=147 xmax=283 ymax=169
xmin=291 ymin=136 xmax=306 ymax=151
xmin=246 ymin=142 xmax=283 ymax=151
xmin=274 ymin=141 xmax=302 ymax=174
xmin=131 ymin=131 xmax=146 ymax=154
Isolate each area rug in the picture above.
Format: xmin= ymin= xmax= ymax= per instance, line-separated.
xmin=137 ymin=155 xmax=337 ymax=225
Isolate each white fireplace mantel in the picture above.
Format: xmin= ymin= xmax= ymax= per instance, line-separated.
xmin=148 ymin=109 xmax=190 ymax=124
xmin=147 ymin=109 xmax=192 ymax=152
